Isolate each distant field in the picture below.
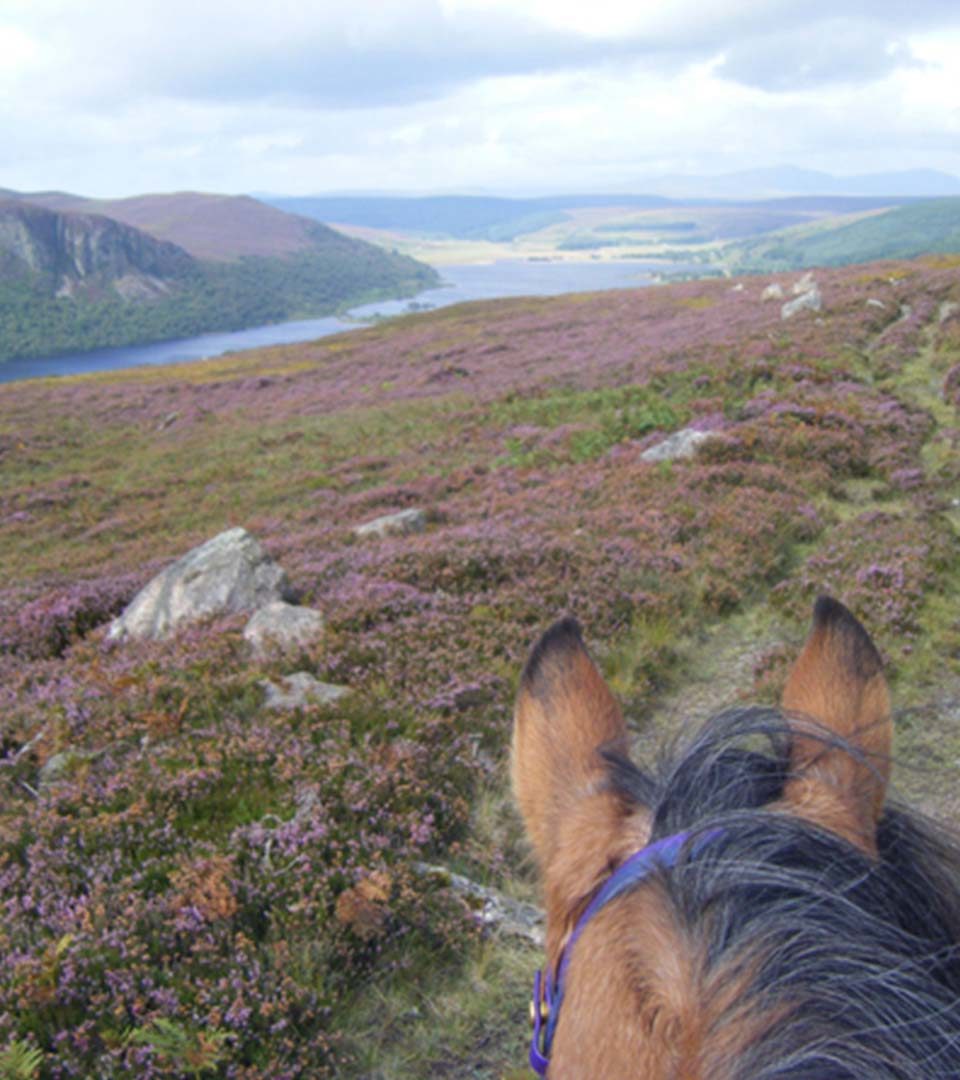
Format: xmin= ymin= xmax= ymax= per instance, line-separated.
xmin=333 ymin=203 xmax=839 ymax=266
xmin=314 ymin=195 xmax=953 ymax=273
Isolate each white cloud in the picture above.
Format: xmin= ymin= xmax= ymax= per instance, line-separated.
xmin=2 ymin=1 xmax=960 ymax=195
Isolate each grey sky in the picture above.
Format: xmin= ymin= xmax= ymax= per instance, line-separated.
xmin=2 ymin=0 xmax=960 ymax=196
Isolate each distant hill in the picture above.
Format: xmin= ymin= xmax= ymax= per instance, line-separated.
xmin=268 ymin=193 xmax=672 ymax=241
xmin=25 ymin=191 xmax=346 ymax=261
xmin=0 ymin=192 xmax=439 ymax=362
xmin=722 ymin=198 xmax=960 ymax=272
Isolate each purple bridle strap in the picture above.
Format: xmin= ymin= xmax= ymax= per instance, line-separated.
xmin=529 ymin=827 xmax=723 ymax=1076
xmin=529 ymin=968 xmax=550 ymax=1074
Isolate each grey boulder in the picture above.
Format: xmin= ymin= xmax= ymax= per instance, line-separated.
xmin=107 ymin=527 xmax=292 ymax=641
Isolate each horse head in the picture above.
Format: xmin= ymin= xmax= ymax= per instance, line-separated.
xmin=513 ymin=597 xmax=960 ymax=1078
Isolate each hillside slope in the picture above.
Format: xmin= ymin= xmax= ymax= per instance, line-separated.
xmin=0 ymin=192 xmax=439 ymax=361
xmin=2 ymin=256 xmax=960 ymax=1075
xmin=724 ymin=197 xmax=960 ymax=271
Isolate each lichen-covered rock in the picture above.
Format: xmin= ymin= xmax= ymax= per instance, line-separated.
xmin=243 ymin=601 xmax=324 ymax=658
xmin=260 ymin=672 xmax=350 ymax=711
xmin=107 ymin=527 xmax=292 ymax=641
xmin=762 ymin=283 xmax=785 ymax=301
xmin=641 ymin=428 xmax=713 ymax=463
xmin=353 ymin=508 xmax=427 ymax=540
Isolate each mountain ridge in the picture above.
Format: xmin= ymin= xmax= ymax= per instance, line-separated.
xmin=14 ymin=190 xmax=350 ymax=261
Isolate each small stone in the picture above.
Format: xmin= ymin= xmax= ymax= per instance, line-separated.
xmin=641 ymin=428 xmax=713 ymax=463
xmin=244 ymin=602 xmax=324 ymax=658
xmin=38 ymin=750 xmax=86 ymax=787
xmin=260 ymin=672 xmax=350 ymax=711
xmin=762 ymin=283 xmax=784 ymax=300
xmin=866 ymin=298 xmax=887 ymax=310
xmin=353 ymin=508 xmax=427 ymax=540
xmin=413 ymin=862 xmax=544 ymax=946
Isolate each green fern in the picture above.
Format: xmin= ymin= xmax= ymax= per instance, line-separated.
xmin=0 ymin=1040 xmax=44 ymax=1080
xmin=126 ymin=1018 xmax=228 ymax=1079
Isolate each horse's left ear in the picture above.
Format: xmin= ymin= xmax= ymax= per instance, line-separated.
xmin=779 ymin=596 xmax=892 ymax=856
xmin=513 ymin=619 xmax=650 ymax=950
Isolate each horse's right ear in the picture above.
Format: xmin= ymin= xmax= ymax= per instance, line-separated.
xmin=513 ymin=620 xmax=650 ymax=956
xmin=778 ymin=596 xmax=891 ymax=856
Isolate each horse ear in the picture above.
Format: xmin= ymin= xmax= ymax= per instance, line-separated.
xmin=779 ymin=596 xmax=891 ymax=855
xmin=513 ymin=619 xmax=650 ymax=947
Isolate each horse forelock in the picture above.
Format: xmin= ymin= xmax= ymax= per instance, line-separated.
xmin=575 ymin=706 xmax=960 ymax=1078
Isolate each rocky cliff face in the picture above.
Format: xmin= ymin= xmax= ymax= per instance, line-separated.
xmin=0 ymin=201 xmax=196 ymax=300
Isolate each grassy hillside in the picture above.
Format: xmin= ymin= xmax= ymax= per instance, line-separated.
xmin=553 ymin=204 xmax=838 ymax=250
xmin=724 ymin=198 xmax=960 ymax=272
xmin=2 ymin=256 xmax=960 ymax=1075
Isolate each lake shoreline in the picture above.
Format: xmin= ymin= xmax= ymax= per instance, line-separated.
xmin=0 ymin=258 xmax=693 ymax=385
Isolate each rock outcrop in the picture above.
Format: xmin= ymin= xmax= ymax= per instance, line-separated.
xmin=781 ymin=274 xmax=822 ymax=320
xmin=0 ymin=200 xmax=195 ymax=300
xmin=107 ymin=527 xmax=292 ymax=642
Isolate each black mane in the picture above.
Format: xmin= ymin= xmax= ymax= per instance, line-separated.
xmin=603 ymin=707 xmax=960 ymax=1079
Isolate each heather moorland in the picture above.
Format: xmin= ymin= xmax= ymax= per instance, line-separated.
xmin=2 ymin=256 xmax=960 ymax=1077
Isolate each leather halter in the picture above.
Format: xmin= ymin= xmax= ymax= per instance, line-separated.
xmin=529 ymin=828 xmax=722 ymax=1075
